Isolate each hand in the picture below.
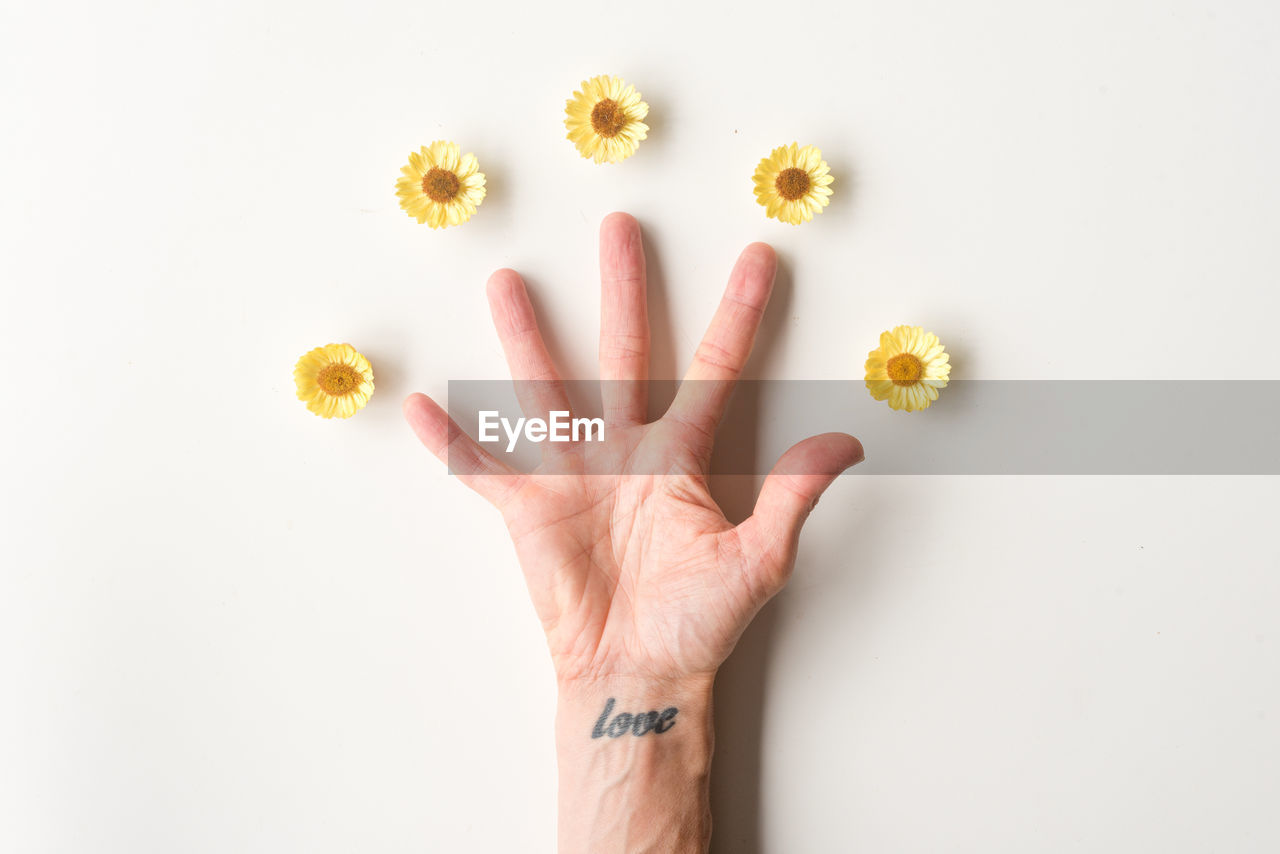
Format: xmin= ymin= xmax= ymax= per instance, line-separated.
xmin=404 ymin=212 xmax=862 ymax=683
xmin=402 ymin=212 xmax=862 ymax=852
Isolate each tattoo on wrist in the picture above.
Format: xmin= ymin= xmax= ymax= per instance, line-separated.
xmin=590 ymin=698 xmax=679 ymax=739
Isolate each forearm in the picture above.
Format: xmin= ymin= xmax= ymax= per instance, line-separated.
xmin=555 ymin=675 xmax=715 ymax=853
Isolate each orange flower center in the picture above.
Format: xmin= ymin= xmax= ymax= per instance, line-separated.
xmin=316 ymin=363 xmax=363 ymax=397
xmin=886 ymin=353 xmax=924 ymax=386
xmin=590 ymin=99 xmax=628 ymax=138
xmin=775 ymin=167 xmax=811 ymax=201
xmin=422 ymin=168 xmax=461 ymax=203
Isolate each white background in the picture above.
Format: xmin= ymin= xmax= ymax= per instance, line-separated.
xmin=3 ymin=0 xmax=1278 ymax=850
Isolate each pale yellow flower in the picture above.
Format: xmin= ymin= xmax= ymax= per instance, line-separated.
xmin=752 ymin=143 xmax=833 ymax=225
xmin=564 ymin=75 xmax=649 ymax=163
xmin=865 ymin=326 xmax=951 ymax=411
xmin=396 ymin=141 xmax=486 ymax=228
xmin=294 ymin=343 xmax=375 ymax=419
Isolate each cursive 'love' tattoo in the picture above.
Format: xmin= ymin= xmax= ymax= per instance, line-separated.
xmin=590 ymin=698 xmax=679 ymax=739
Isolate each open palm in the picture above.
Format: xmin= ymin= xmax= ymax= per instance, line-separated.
xmin=404 ymin=213 xmax=862 ymax=685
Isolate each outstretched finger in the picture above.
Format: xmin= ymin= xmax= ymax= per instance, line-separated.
xmin=487 ymin=268 xmax=573 ymax=426
xmin=735 ymin=432 xmax=863 ymax=594
xmin=667 ymin=242 xmax=776 ymax=434
xmin=598 ymin=212 xmax=649 ymax=424
xmin=403 ymin=392 xmax=525 ymax=509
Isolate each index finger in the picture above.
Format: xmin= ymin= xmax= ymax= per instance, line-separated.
xmin=667 ymin=242 xmax=777 ymax=433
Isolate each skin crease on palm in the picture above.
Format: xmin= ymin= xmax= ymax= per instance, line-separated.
xmin=402 ymin=212 xmax=864 ymax=687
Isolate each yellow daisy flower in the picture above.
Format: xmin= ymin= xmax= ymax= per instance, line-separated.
xmin=395 ymin=141 xmax=486 ymax=228
xmin=564 ymin=75 xmax=649 ymax=163
xmin=865 ymin=326 xmax=951 ymax=412
xmin=294 ymin=343 xmax=375 ymax=419
xmin=752 ymin=143 xmax=834 ymax=225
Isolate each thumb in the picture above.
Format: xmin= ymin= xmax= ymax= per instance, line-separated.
xmin=737 ymin=432 xmax=863 ymax=589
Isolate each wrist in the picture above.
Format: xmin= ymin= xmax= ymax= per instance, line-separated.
xmin=554 ymin=674 xmax=715 ymax=854
xmin=556 ymin=672 xmax=715 ymax=733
